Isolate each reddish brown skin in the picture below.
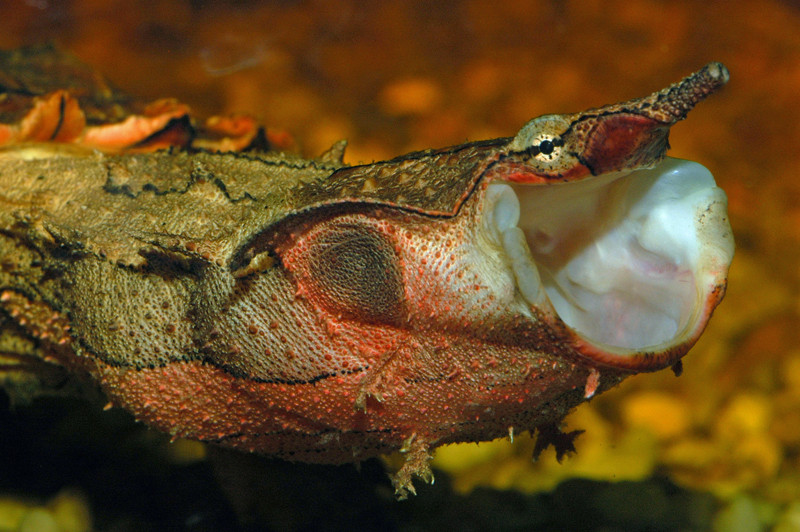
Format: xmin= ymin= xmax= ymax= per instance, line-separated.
xmin=91 ymin=353 xmax=593 ymax=461
xmin=581 ymin=115 xmax=669 ymax=175
xmin=0 ymin=53 xmax=730 ymax=496
xmin=489 ymin=160 xmax=591 ymax=184
xmin=102 ymin=197 xmax=608 ymax=463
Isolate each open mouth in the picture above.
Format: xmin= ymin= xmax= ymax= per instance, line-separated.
xmin=484 ymin=157 xmax=734 ymax=369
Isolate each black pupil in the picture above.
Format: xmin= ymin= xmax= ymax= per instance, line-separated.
xmin=538 ymin=139 xmax=554 ymax=155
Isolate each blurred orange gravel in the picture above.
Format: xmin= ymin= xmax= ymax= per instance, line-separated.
xmin=1 ymin=0 xmax=799 ymax=504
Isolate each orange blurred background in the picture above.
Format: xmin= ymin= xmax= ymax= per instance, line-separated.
xmin=1 ymin=0 xmax=799 ymax=513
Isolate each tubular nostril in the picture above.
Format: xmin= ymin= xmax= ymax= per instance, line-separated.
xmin=641 ymin=62 xmax=731 ymax=123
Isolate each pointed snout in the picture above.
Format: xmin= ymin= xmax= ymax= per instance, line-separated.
xmin=565 ymin=62 xmax=730 ymax=176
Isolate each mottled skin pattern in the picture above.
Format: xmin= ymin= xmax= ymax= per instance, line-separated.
xmin=0 ymin=49 xmax=729 ymax=496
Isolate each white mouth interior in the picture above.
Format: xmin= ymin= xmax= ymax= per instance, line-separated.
xmin=485 ymin=158 xmax=734 ymax=352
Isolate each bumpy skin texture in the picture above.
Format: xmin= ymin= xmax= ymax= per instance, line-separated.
xmin=0 ymin=145 xmax=607 ymax=496
xmin=0 ymin=48 xmax=729 ymax=496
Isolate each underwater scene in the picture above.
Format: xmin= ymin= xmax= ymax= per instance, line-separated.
xmin=0 ymin=1 xmax=798 ymax=530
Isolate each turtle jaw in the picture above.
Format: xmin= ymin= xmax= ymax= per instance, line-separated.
xmin=483 ymin=157 xmax=734 ymax=371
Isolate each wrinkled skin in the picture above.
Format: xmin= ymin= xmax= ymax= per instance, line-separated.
xmin=0 ymin=49 xmax=733 ymax=497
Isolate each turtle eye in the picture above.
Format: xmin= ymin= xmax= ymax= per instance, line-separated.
xmin=508 ymin=114 xmax=571 ymax=166
xmin=531 ymin=134 xmax=563 ymax=161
